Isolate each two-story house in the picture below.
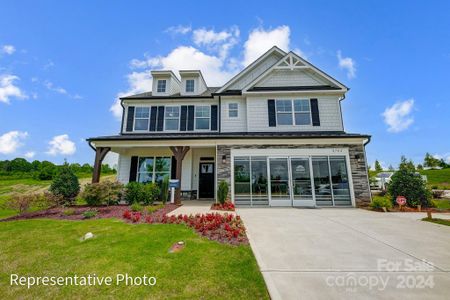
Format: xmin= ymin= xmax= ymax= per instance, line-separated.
xmin=87 ymin=46 xmax=371 ymax=207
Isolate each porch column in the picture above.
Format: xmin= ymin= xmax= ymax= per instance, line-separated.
xmin=169 ymin=146 xmax=190 ymax=205
xmin=92 ymin=147 xmax=111 ymax=183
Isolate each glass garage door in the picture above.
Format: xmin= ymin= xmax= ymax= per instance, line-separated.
xmin=233 ymin=155 xmax=352 ymax=207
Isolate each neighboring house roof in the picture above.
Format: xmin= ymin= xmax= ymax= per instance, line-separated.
xmin=247 ymin=85 xmax=342 ymax=92
xmin=121 ymin=87 xmax=220 ymax=100
xmin=87 ymin=131 xmax=371 ymax=142
xmin=376 ymin=172 xmax=394 ymax=178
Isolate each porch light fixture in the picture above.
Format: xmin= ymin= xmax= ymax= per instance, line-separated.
xmin=222 ymin=155 xmax=227 ymax=164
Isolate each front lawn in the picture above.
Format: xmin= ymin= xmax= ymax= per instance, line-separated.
xmin=0 ymin=219 xmax=268 ymax=299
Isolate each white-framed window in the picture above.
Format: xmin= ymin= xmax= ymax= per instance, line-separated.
xmin=276 ymin=100 xmax=293 ymax=125
xmin=228 ymin=103 xmax=238 ymax=118
xmin=294 ymin=99 xmax=311 ymax=125
xmin=157 ymin=80 xmax=166 ymax=93
xmin=195 ymin=106 xmax=210 ymax=130
xmin=134 ymin=107 xmax=150 ymax=130
xmin=164 ymin=106 xmax=180 ymax=131
xmin=275 ymin=99 xmax=311 ymax=126
xmin=137 ymin=156 xmax=171 ymax=185
xmin=186 ymin=79 xmax=195 ymax=93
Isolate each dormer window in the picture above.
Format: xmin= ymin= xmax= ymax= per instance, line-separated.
xmin=157 ymin=80 xmax=166 ymax=93
xmin=186 ymin=79 xmax=195 ymax=93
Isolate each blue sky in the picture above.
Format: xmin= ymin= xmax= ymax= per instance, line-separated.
xmin=0 ymin=0 xmax=449 ymax=168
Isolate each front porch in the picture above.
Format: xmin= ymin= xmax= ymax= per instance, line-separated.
xmin=90 ymin=144 xmax=218 ymax=203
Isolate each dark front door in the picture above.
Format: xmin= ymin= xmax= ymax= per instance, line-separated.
xmin=199 ymin=162 xmax=214 ymax=198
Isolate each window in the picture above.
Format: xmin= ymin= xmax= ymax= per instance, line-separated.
xmin=134 ymin=107 xmax=150 ymax=130
xmin=276 ymin=100 xmax=293 ymax=125
xmin=195 ymin=106 xmax=210 ymax=130
xmin=275 ymin=99 xmax=311 ymax=126
xmin=228 ymin=103 xmax=238 ymax=118
xmin=138 ymin=156 xmax=171 ymax=184
xmin=294 ymin=99 xmax=311 ymax=125
xmin=186 ymin=79 xmax=195 ymax=92
xmin=157 ymin=80 xmax=166 ymax=93
xmin=164 ymin=106 xmax=180 ymax=131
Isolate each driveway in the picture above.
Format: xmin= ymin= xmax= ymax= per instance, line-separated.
xmin=237 ymin=208 xmax=450 ymax=300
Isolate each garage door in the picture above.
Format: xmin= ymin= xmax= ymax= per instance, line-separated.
xmin=233 ymin=155 xmax=352 ymax=207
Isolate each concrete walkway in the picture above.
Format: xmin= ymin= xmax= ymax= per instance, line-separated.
xmin=237 ymin=208 xmax=450 ymax=300
xmin=167 ymin=200 xmax=236 ymax=216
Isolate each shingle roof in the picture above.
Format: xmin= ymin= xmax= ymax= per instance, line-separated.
xmin=87 ymin=131 xmax=370 ymax=142
xmin=120 ymin=87 xmax=220 ymax=100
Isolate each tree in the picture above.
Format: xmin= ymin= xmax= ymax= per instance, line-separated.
xmin=424 ymin=153 xmax=440 ymax=168
xmin=49 ymin=163 xmax=80 ymax=205
xmin=10 ymin=158 xmax=32 ymax=172
xmin=417 ymin=164 xmax=423 ymax=170
xmin=69 ymin=163 xmax=82 ymax=173
xmin=388 ymin=164 xmax=395 ymax=171
xmin=388 ymin=156 xmax=430 ymax=207
xmin=31 ymin=160 xmax=41 ymax=171
xmin=81 ymin=163 xmax=93 ymax=173
xmin=439 ymin=159 xmax=450 ymax=169
xmin=374 ymin=160 xmax=383 ymax=172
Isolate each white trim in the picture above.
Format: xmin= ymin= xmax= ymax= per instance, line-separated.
xmin=133 ymin=106 xmax=151 ymax=132
xmin=242 ymin=52 xmax=348 ymax=92
xmin=163 ymin=105 xmax=180 ymax=132
xmin=216 ymin=46 xmax=287 ymax=93
xmin=194 ymin=105 xmax=211 ymax=131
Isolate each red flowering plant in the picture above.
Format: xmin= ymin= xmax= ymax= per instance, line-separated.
xmin=122 ymin=210 xmax=132 ymax=220
xmin=211 ymin=201 xmax=235 ymax=211
xmin=131 ymin=212 xmax=141 ymax=223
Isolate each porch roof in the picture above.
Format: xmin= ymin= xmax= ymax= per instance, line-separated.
xmin=87 ymin=131 xmax=370 ymax=142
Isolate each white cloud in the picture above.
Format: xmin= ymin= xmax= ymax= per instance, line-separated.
xmin=337 ymin=51 xmax=356 ymax=79
xmin=1 ymin=45 xmax=15 ymax=55
xmin=432 ymin=153 xmax=450 ymax=163
xmin=193 ymin=28 xmax=232 ymax=45
xmin=0 ymin=74 xmax=27 ymax=104
xmin=382 ymin=99 xmax=415 ymax=133
xmin=243 ymin=25 xmax=291 ymax=66
xmin=24 ymin=151 xmax=35 ymax=159
xmin=43 ymin=80 xmax=82 ymax=99
xmin=165 ymin=25 xmax=192 ymax=35
xmin=0 ymin=131 xmax=28 ymax=154
xmin=46 ymin=134 xmax=76 ymax=156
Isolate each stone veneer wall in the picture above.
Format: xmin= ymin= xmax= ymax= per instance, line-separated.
xmin=216 ymin=143 xmax=371 ymax=207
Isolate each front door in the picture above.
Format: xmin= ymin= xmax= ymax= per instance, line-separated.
xmin=199 ymin=162 xmax=214 ymax=198
xmin=268 ymin=158 xmax=291 ymax=206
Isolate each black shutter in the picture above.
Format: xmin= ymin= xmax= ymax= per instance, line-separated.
xmin=187 ymin=105 xmax=195 ymax=131
xmin=171 ymin=156 xmax=177 ymax=179
xmin=211 ymin=105 xmax=218 ymax=131
xmin=149 ymin=106 xmax=158 ymax=131
xmin=129 ymin=156 xmax=138 ymax=182
xmin=310 ymin=98 xmax=320 ymax=126
xmin=157 ymin=106 xmax=165 ymax=131
xmin=126 ymin=106 xmax=135 ymax=132
xmin=268 ymin=99 xmax=276 ymax=127
xmin=180 ymin=106 xmax=188 ymax=131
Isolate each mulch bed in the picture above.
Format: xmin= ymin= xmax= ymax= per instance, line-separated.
xmin=0 ymin=204 xmax=179 ymax=222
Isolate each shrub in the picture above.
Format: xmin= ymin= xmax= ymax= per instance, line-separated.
xmin=49 ymin=163 xmax=80 ymax=205
xmin=143 ymin=183 xmax=160 ymax=205
xmin=370 ymin=196 xmax=393 ymax=210
xmin=388 ymin=160 xmax=431 ymax=207
xmin=160 ymin=176 xmax=169 ymax=203
xmin=63 ymin=208 xmax=75 ymax=216
xmin=217 ymin=181 xmax=229 ymax=204
xmin=131 ymin=202 xmax=143 ymax=212
xmin=82 ymin=209 xmax=97 ymax=219
xmin=81 ymin=181 xmax=124 ymax=206
xmin=6 ymin=194 xmax=37 ymax=214
xmin=124 ymin=182 xmax=144 ymax=204
xmin=41 ymin=191 xmax=65 ymax=207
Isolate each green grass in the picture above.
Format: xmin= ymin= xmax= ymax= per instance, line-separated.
xmin=0 ymin=219 xmax=268 ymax=299
xmin=422 ymin=218 xmax=450 ymax=226
xmin=419 ymin=169 xmax=450 ymax=189
xmin=431 ymin=199 xmax=450 ymax=210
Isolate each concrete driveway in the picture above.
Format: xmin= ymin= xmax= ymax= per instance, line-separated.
xmin=237 ymin=208 xmax=450 ymax=300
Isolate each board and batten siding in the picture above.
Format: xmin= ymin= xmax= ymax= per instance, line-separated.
xmin=220 ymin=97 xmax=247 ymax=132
xmin=246 ymin=95 xmax=343 ymax=132
xmin=117 ymin=154 xmax=131 ymax=183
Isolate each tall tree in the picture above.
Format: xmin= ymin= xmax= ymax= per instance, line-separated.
xmin=374 ymin=160 xmax=383 ymax=172
xmin=424 ymin=152 xmax=440 ymax=168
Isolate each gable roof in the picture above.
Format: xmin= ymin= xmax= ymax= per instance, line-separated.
xmin=215 ymin=46 xmax=287 ymax=93
xmin=242 ymin=51 xmax=348 ymax=93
